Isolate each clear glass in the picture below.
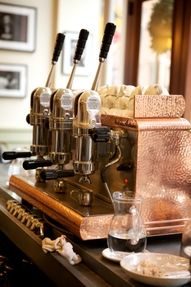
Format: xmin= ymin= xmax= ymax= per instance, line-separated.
xmin=107 ymin=191 xmax=147 ymax=253
xmin=180 ymin=220 xmax=191 ymax=259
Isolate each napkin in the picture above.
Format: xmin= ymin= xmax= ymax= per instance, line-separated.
xmin=42 ymin=235 xmax=81 ymax=265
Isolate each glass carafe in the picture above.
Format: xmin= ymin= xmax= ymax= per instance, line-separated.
xmin=107 ymin=191 xmax=147 ymax=253
xmin=180 ymin=219 xmax=191 ymax=258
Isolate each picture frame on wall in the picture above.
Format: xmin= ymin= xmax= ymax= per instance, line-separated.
xmin=62 ymin=31 xmax=92 ymax=76
xmin=0 ymin=63 xmax=27 ymax=98
xmin=0 ymin=2 xmax=37 ymax=52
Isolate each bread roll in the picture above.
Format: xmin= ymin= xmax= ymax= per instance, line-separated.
xmin=143 ymin=84 xmax=169 ymax=95
xmin=99 ymin=84 xmax=169 ymax=118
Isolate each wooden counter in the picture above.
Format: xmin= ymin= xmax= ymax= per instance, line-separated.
xmin=0 ymin=164 xmax=190 ymax=286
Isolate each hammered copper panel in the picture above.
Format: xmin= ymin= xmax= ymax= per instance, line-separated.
xmin=136 ymin=118 xmax=191 ymax=130
xmin=101 ymin=115 xmax=191 ymax=236
xmin=135 ymin=124 xmax=191 ymax=232
xmin=81 ymin=214 xmax=113 ymax=240
xmin=134 ymin=95 xmax=185 ymax=118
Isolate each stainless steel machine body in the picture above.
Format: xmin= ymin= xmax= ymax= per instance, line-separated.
xmin=30 ymin=86 xmax=52 ymax=157
xmin=49 ymin=88 xmax=75 ymax=166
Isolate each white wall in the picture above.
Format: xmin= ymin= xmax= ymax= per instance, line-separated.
xmin=0 ymin=0 xmax=56 ymax=130
xmin=0 ymin=0 xmax=103 ymax=148
xmin=56 ymin=0 xmax=103 ymax=90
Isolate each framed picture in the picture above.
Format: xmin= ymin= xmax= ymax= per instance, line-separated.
xmin=0 ymin=2 xmax=36 ymax=52
xmin=0 ymin=63 xmax=27 ymax=98
xmin=62 ymin=31 xmax=93 ymax=76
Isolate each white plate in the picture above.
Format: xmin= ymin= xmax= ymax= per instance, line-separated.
xmin=102 ymin=248 xmax=130 ymax=262
xmin=120 ymin=252 xmax=191 ymax=287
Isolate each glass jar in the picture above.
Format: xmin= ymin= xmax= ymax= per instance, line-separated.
xmin=107 ymin=191 xmax=147 ymax=253
xmin=180 ymin=219 xmax=191 ymax=258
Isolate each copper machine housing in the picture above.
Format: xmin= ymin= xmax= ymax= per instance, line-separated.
xmin=9 ymin=92 xmax=191 ymax=240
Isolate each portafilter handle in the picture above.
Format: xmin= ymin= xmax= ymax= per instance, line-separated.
xmin=23 ymin=159 xmax=52 ymax=170
xmin=2 ymin=151 xmax=32 ymax=160
xmin=39 ymin=169 xmax=74 ymax=180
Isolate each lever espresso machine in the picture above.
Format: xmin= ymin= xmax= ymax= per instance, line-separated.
xmin=72 ymin=22 xmax=119 ymax=193
xmin=39 ymin=29 xmax=90 ymax=189
xmin=24 ymin=29 xmax=89 ymax=184
xmin=39 ymin=23 xmax=118 ymax=198
xmin=7 ymin=22 xmax=129 ymax=240
xmin=2 ymin=33 xmax=65 ymax=181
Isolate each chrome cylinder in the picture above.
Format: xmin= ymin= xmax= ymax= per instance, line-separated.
xmin=73 ymin=129 xmax=96 ymax=175
xmin=30 ymin=87 xmax=52 ymax=156
xmin=49 ymin=88 xmax=75 ymax=165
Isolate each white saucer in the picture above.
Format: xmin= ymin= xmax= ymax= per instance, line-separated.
xmin=120 ymin=252 xmax=191 ymax=287
xmin=102 ymin=248 xmax=130 ymax=262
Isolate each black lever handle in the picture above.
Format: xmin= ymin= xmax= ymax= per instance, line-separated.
xmin=23 ymin=159 xmax=52 ymax=170
xmin=99 ymin=22 xmax=116 ymax=59
xmin=2 ymin=151 xmax=32 ymax=160
xmin=52 ymin=33 xmax=65 ymax=63
xmin=74 ymin=29 xmax=89 ymax=61
xmin=40 ymin=169 xmax=75 ymax=180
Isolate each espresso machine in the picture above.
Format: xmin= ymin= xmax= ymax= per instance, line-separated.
xmin=3 ymin=29 xmax=89 ymax=183
xmin=8 ymin=22 xmax=118 ymax=240
xmin=34 ymin=22 xmax=117 ymax=193
xmin=7 ymin=20 xmax=191 ymax=241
